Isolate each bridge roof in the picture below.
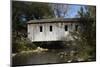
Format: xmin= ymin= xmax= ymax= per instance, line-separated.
xmin=27 ymin=18 xmax=80 ymax=24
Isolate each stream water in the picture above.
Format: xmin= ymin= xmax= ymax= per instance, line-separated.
xmin=12 ymin=49 xmax=72 ymax=66
xmin=12 ymin=49 xmax=95 ymax=66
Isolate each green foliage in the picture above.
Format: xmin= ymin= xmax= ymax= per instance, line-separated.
xmin=12 ymin=1 xmax=54 ymax=21
xmin=12 ymin=1 xmax=55 ymax=53
xmin=59 ymin=6 xmax=96 ymax=61
xmin=70 ymin=6 xmax=96 ymax=60
xmin=12 ymin=36 xmax=37 ymax=53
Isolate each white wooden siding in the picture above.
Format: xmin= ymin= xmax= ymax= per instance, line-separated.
xmin=28 ymin=22 xmax=79 ymax=42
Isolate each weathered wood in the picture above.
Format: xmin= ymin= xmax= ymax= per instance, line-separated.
xmin=27 ymin=18 xmax=80 ymax=42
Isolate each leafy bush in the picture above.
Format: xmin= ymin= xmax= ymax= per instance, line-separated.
xmin=68 ymin=31 xmax=96 ymax=61
xmin=12 ymin=36 xmax=37 ymax=53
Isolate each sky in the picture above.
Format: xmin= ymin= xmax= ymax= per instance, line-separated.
xmin=65 ymin=5 xmax=82 ymax=18
xmin=20 ymin=2 xmax=85 ymax=22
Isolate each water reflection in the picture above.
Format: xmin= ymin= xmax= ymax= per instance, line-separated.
xmin=12 ymin=49 xmax=69 ymax=66
xmin=12 ymin=49 xmax=95 ymax=66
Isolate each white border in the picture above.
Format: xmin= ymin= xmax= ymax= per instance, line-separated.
xmin=15 ymin=0 xmax=96 ymax=5
xmin=0 ymin=0 xmax=100 ymax=67
xmin=0 ymin=0 xmax=10 ymax=67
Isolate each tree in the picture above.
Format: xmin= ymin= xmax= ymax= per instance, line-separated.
xmin=12 ymin=1 xmax=54 ymax=36
xmin=50 ymin=3 xmax=69 ymax=18
xmin=72 ymin=6 xmax=96 ymax=60
xmin=12 ymin=1 xmax=54 ymax=53
xmin=78 ymin=6 xmax=96 ymax=47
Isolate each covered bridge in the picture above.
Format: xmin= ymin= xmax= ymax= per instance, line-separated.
xmin=27 ymin=18 xmax=81 ymax=42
